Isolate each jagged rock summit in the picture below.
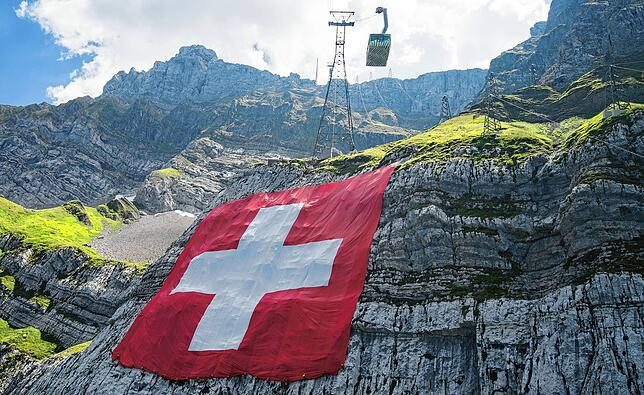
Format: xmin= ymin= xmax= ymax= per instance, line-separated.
xmin=484 ymin=0 xmax=644 ymax=94
xmin=103 ymin=44 xmax=295 ymax=105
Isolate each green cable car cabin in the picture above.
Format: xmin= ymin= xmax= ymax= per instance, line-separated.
xmin=366 ymin=7 xmax=391 ymax=67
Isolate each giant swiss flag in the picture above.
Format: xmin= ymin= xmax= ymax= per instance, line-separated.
xmin=112 ymin=166 xmax=394 ymax=381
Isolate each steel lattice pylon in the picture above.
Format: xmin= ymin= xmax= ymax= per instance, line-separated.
xmin=483 ymin=73 xmax=501 ymax=134
xmin=439 ymin=95 xmax=452 ymax=123
xmin=313 ymin=11 xmax=357 ymax=159
xmin=606 ymin=64 xmax=630 ymax=112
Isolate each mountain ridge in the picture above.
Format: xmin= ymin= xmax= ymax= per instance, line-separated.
xmin=0 ymin=44 xmax=486 ymax=209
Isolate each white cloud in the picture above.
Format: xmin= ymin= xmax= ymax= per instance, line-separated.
xmin=16 ymin=0 xmax=550 ymax=104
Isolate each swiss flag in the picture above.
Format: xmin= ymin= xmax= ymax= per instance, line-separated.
xmin=112 ymin=166 xmax=394 ymax=381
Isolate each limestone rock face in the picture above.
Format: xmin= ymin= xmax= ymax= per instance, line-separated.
xmin=5 ymin=112 xmax=642 ymax=394
xmin=350 ymin=69 xmax=488 ymax=130
xmin=134 ymin=138 xmax=266 ymax=214
xmin=131 ymin=87 xmax=414 ymax=214
xmin=103 ymin=45 xmax=294 ymax=105
xmin=0 ymin=45 xmax=485 ymax=210
xmin=0 ymin=235 xmax=140 ymax=350
xmin=484 ymin=0 xmax=644 ymax=93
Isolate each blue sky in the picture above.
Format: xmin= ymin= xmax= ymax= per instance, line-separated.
xmin=0 ymin=1 xmax=90 ymax=105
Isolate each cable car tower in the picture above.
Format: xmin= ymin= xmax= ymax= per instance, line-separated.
xmin=439 ymin=95 xmax=452 ymax=123
xmin=483 ymin=74 xmax=501 ymax=134
xmin=312 ymin=11 xmax=357 ymax=159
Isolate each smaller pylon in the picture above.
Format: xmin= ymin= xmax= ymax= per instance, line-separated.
xmin=529 ymin=64 xmax=538 ymax=85
xmin=605 ymin=64 xmax=630 ymax=115
xmin=439 ymin=95 xmax=452 ymax=123
xmin=388 ymin=68 xmax=392 ymax=78
xmin=315 ymin=57 xmax=319 ymax=84
xmin=483 ymin=74 xmax=501 ymax=134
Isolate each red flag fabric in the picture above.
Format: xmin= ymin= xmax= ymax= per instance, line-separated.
xmin=112 ymin=165 xmax=394 ymax=381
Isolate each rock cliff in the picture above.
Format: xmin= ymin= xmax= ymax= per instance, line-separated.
xmin=484 ymin=0 xmax=644 ymax=94
xmin=350 ymin=69 xmax=487 ymax=130
xmin=3 ymin=108 xmax=642 ymax=394
xmin=0 ymin=46 xmax=485 ymax=210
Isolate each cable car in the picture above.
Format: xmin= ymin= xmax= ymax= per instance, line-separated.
xmin=366 ymin=7 xmax=391 ymax=67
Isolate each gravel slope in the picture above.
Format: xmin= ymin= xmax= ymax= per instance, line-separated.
xmin=92 ymin=211 xmax=195 ymax=263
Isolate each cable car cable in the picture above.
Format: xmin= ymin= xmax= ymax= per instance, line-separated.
xmin=491 ymin=94 xmax=644 ymax=161
xmin=373 ymin=79 xmax=391 ymax=108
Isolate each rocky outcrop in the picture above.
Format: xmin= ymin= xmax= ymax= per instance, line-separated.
xmin=0 ymin=96 xmax=208 ymax=208
xmin=484 ymin=0 xmax=644 ymax=94
xmin=0 ymin=235 xmax=141 ymax=350
xmin=134 ymin=138 xmax=266 ymax=214
xmin=350 ymin=69 xmax=487 ymax=130
xmin=132 ymin=88 xmax=414 ymax=214
xmin=5 ymin=109 xmax=642 ymax=394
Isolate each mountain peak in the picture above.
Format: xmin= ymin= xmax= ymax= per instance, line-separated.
xmin=101 ymin=44 xmax=287 ymax=104
xmin=175 ymin=45 xmax=218 ymax=62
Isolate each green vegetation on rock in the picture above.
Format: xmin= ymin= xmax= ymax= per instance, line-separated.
xmin=105 ymin=197 xmax=140 ymax=223
xmin=316 ymin=105 xmax=643 ymax=175
xmin=29 ymin=295 xmax=51 ymax=309
xmin=561 ymin=103 xmax=644 ymax=149
xmin=320 ymin=113 xmax=552 ymax=173
xmin=447 ymin=194 xmax=522 ymax=219
xmin=0 ymin=273 xmax=15 ymax=292
xmin=151 ymin=167 xmax=182 ymax=179
xmin=0 ymin=318 xmax=57 ymax=359
xmin=493 ymin=63 xmax=644 ymax=122
xmin=0 ymin=198 xmax=116 ymax=260
xmin=0 ymin=198 xmax=144 ymax=271
xmin=61 ymin=200 xmax=92 ymax=225
xmin=54 ymin=340 xmax=91 ymax=359
xmin=96 ymin=204 xmax=119 ymax=221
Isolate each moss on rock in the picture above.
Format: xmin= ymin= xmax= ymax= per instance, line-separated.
xmin=61 ymin=201 xmax=91 ymax=226
xmin=54 ymin=340 xmax=91 ymax=359
xmin=150 ymin=167 xmax=182 ymax=179
xmin=0 ymin=197 xmax=143 ymax=271
xmin=105 ymin=197 xmax=140 ymax=224
xmin=96 ymin=204 xmax=119 ymax=221
xmin=0 ymin=319 xmax=56 ymax=359
xmin=0 ymin=274 xmax=14 ymax=293
xmin=315 ymin=105 xmax=642 ymax=176
xmin=29 ymin=295 xmax=51 ymax=309
xmin=319 ymin=113 xmax=552 ymax=174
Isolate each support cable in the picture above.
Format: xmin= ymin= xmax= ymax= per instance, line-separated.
xmin=491 ymin=94 xmax=644 ymax=161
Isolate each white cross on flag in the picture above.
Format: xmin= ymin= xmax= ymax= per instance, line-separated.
xmin=112 ymin=166 xmax=394 ymax=381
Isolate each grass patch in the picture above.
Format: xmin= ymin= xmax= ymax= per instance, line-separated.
xmin=0 ymin=273 xmax=15 ymax=292
xmin=54 ymin=340 xmax=91 ymax=359
xmin=0 ymin=197 xmax=116 ymax=253
xmin=561 ymin=104 xmax=644 ymax=149
xmin=0 ymin=318 xmax=57 ymax=359
xmin=0 ymin=198 xmax=145 ymax=271
xmin=487 ymin=59 xmax=644 ymax=122
xmin=29 ymin=295 xmax=51 ymax=309
xmin=320 ymin=113 xmax=552 ymax=173
xmin=151 ymin=167 xmax=182 ymax=179
xmin=318 ymin=103 xmax=642 ymax=176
